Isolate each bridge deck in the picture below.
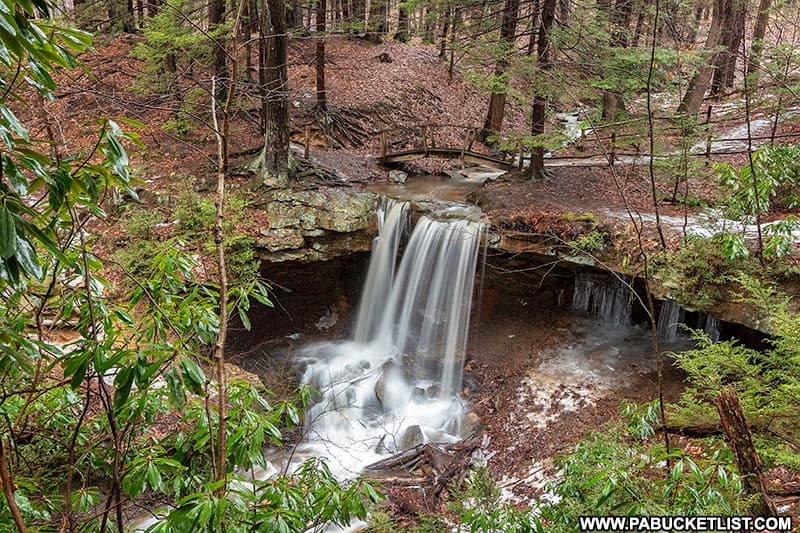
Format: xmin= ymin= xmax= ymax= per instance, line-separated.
xmin=381 ymin=148 xmax=515 ymax=171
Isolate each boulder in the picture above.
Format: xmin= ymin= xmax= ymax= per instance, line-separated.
xmin=400 ymin=425 xmax=424 ymax=449
xmin=388 ymin=170 xmax=409 ymax=184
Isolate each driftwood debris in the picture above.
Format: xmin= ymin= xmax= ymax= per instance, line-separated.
xmin=363 ymin=438 xmax=481 ymax=497
xmin=715 ymin=385 xmax=777 ymax=515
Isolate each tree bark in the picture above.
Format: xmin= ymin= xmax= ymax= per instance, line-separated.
xmin=351 ymin=0 xmax=365 ymax=29
xmin=439 ymin=6 xmax=451 ymax=57
xmin=527 ymin=0 xmax=540 ymax=56
xmin=747 ymin=0 xmax=773 ymax=76
xmin=678 ymin=0 xmax=727 ymax=114
xmin=286 ymin=0 xmax=302 ymax=29
xmin=530 ymin=0 xmax=556 ymax=178
xmin=715 ymin=386 xmax=777 ymax=516
xmin=316 ymin=0 xmax=327 ymax=111
xmin=367 ymin=0 xmax=386 ymax=42
xmin=0 ymin=438 xmax=29 ymax=533
xmin=711 ymin=0 xmax=745 ymax=93
xmin=480 ymin=0 xmax=520 ymax=141
xmin=209 ymin=0 xmax=227 ymax=99
xmin=395 ymin=2 xmax=409 ymax=42
xmin=259 ymin=0 xmax=290 ymax=186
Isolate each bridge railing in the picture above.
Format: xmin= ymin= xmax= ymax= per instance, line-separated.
xmin=378 ymin=124 xmax=501 ymax=161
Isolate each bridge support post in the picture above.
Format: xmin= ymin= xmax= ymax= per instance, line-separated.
xmin=380 ymin=132 xmax=387 ymax=160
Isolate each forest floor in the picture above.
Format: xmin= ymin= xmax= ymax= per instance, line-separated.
xmin=28 ymin=32 xmax=800 ymax=525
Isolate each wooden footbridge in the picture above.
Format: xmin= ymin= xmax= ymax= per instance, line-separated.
xmin=378 ymin=124 xmax=516 ymax=171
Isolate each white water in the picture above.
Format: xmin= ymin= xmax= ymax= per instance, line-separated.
xmin=657 ymin=300 xmax=684 ymax=341
xmin=297 ymin=200 xmax=485 ymax=477
xmin=703 ymin=315 xmax=721 ymax=343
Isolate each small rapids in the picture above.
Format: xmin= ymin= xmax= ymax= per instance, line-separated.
xmin=295 ymin=200 xmax=485 ymax=477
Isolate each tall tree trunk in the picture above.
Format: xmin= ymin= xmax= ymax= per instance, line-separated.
xmin=351 ymin=0 xmax=366 ymax=29
xmin=747 ymin=0 xmax=772 ymax=76
xmin=422 ymin=6 xmax=435 ymax=42
xmin=631 ymin=4 xmax=645 ymax=46
xmin=396 ymin=2 xmax=409 ymax=41
xmin=209 ymin=0 xmax=227 ymax=99
xmin=530 ymin=0 xmax=556 ymax=178
xmin=715 ymin=386 xmax=777 ymax=516
xmin=286 ymin=0 xmax=301 ymax=29
xmin=558 ymin=0 xmax=570 ymax=24
xmin=527 ymin=0 xmax=540 ymax=55
xmin=316 ymin=0 xmax=327 ymax=110
xmin=260 ymin=0 xmax=290 ymax=187
xmin=601 ymin=0 xmax=631 ymax=119
xmin=439 ymin=5 xmax=451 ymax=57
xmin=678 ymin=0 xmax=727 ymax=114
xmin=480 ymin=0 xmax=520 ymax=141
xmin=367 ymin=0 xmax=386 ymax=42
xmin=711 ymin=0 xmax=745 ymax=93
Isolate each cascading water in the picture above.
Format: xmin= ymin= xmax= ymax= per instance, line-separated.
xmin=703 ymin=314 xmax=721 ymax=343
xmin=296 ymin=200 xmax=485 ymax=477
xmin=571 ymin=273 xmax=633 ymax=326
xmin=657 ymin=300 xmax=684 ymax=340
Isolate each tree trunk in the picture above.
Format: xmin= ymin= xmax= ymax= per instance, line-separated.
xmin=396 ymin=2 xmax=409 ymax=42
xmin=715 ymin=386 xmax=777 ymax=516
xmin=439 ymin=6 xmax=451 ymax=57
xmin=558 ymin=0 xmax=570 ymax=24
xmin=316 ymin=0 xmax=327 ymax=111
xmin=480 ymin=0 xmax=520 ymax=141
xmin=422 ymin=6 xmax=435 ymax=43
xmin=678 ymin=0 xmax=727 ymax=114
xmin=527 ymin=0 xmax=540 ymax=55
xmin=747 ymin=0 xmax=772 ymax=77
xmin=351 ymin=0 xmax=365 ymax=29
xmin=260 ymin=0 xmax=290 ymax=187
xmin=286 ymin=0 xmax=301 ymax=29
xmin=209 ymin=0 xmax=227 ymax=99
xmin=367 ymin=0 xmax=386 ymax=42
xmin=631 ymin=4 xmax=645 ymax=46
xmin=711 ymin=0 xmax=745 ymax=93
xmin=530 ymin=0 xmax=556 ymax=178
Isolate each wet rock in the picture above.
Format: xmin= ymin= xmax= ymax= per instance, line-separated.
xmin=257 ymin=228 xmax=305 ymax=252
xmin=315 ymin=308 xmax=339 ymax=330
xmin=253 ymin=187 xmax=379 ymax=261
xmin=460 ymin=412 xmax=483 ymax=437
xmin=388 ymin=170 xmax=409 ymax=184
xmin=462 ymin=371 xmax=481 ymax=396
xmin=400 ymin=425 xmax=424 ymax=449
xmin=375 ymin=360 xmax=400 ymax=406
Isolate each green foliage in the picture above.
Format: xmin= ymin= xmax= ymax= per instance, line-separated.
xmin=670 ymin=276 xmax=800 ymax=469
xmin=715 ymin=144 xmax=800 ymax=217
xmin=538 ymin=422 xmax=751 ymax=531
xmin=444 ymin=465 xmax=535 ymax=532
xmin=366 ymin=509 xmax=396 ymax=532
xmin=653 ymin=235 xmax=738 ymax=308
xmin=0 ymin=3 xmax=381 ymax=530
xmin=568 ymin=229 xmax=607 ymax=253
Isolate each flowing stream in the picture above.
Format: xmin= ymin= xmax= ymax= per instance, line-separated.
xmin=294 ymin=200 xmax=486 ymax=477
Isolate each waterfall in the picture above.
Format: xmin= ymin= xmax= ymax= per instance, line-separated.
xmin=703 ymin=314 xmax=721 ymax=343
xmin=657 ymin=300 xmax=684 ymax=340
xmin=571 ymin=273 xmax=633 ymax=326
xmin=353 ymin=200 xmax=408 ymax=343
xmin=298 ymin=200 xmax=485 ymax=476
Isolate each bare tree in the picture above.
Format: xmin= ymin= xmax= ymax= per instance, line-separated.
xmin=529 ymin=0 xmax=556 ymax=178
xmin=480 ymin=0 xmax=520 ymax=142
